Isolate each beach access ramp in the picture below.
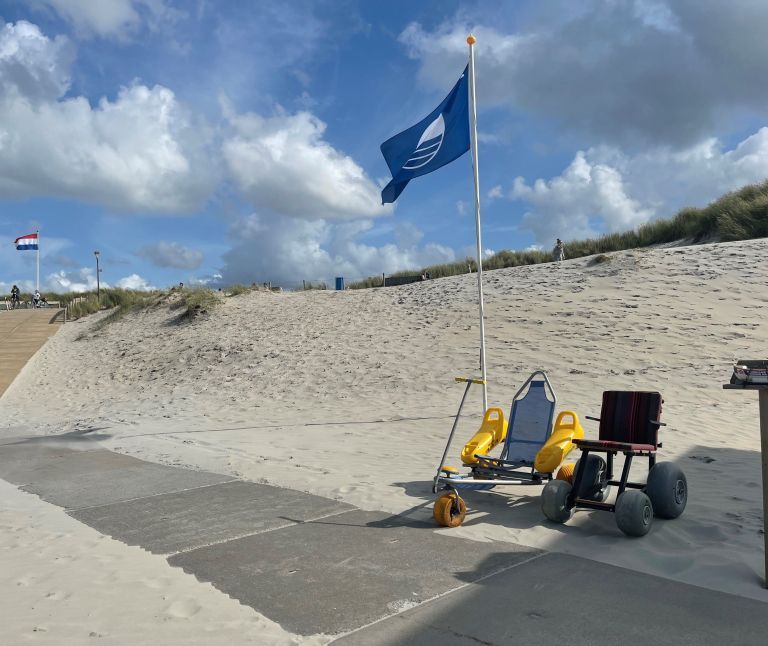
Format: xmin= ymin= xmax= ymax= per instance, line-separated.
xmin=0 ymin=308 xmax=64 ymax=396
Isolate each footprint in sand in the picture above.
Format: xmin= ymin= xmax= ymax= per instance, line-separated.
xmin=165 ymin=598 xmax=202 ymax=618
xmin=44 ymin=590 xmax=70 ymax=601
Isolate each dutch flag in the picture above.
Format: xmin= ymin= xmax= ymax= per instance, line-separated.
xmin=15 ymin=233 xmax=39 ymax=251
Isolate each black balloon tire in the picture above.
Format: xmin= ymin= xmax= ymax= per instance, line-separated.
xmin=615 ymin=489 xmax=654 ymax=537
xmin=573 ymin=454 xmax=608 ymax=499
xmin=541 ymin=479 xmax=574 ymax=524
xmin=645 ymin=462 xmax=688 ymax=519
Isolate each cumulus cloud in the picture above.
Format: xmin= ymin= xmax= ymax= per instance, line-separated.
xmin=510 ymin=127 xmax=768 ymax=243
xmin=223 ymin=109 xmax=390 ymax=220
xmin=487 ymin=185 xmax=503 ymax=201
xmin=219 ymin=214 xmax=455 ymax=286
xmin=31 ymin=0 xmax=178 ymax=39
xmin=116 ymin=273 xmax=155 ymax=290
xmin=0 ymin=20 xmax=73 ymax=101
xmin=0 ymin=21 xmax=215 ymax=212
xmin=512 ymin=151 xmax=653 ymax=242
xmin=400 ymin=2 xmax=768 ymax=147
xmin=45 ymin=267 xmax=101 ymax=292
xmin=137 ymin=241 xmax=203 ymax=269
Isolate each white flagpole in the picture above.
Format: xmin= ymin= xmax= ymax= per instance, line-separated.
xmin=467 ymin=34 xmax=488 ymax=413
xmin=36 ymin=229 xmax=40 ymax=292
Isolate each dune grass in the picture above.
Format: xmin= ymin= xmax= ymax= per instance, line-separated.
xmin=224 ymin=284 xmax=251 ymax=296
xmin=60 ymin=288 xmax=157 ymax=321
xmin=169 ymin=287 xmax=220 ymax=321
xmin=349 ymin=179 xmax=768 ymax=288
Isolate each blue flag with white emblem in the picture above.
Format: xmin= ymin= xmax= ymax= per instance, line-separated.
xmin=380 ymin=66 xmax=470 ymax=204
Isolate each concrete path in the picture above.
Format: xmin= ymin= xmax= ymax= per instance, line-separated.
xmin=0 ymin=309 xmax=63 ymax=396
xmin=1 ymin=434 xmax=766 ymax=642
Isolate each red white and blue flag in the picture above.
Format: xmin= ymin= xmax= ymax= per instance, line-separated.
xmin=15 ymin=233 xmax=38 ymax=251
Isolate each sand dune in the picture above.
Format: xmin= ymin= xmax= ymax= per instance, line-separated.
xmin=2 ymin=238 xmax=768 ymax=608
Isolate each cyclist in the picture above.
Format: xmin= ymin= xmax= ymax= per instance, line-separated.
xmin=10 ymin=285 xmax=20 ymax=309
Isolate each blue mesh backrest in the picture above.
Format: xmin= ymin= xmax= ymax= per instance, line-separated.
xmin=500 ymin=381 xmax=555 ymax=463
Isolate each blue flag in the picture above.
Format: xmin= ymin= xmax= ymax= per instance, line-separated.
xmin=380 ymin=67 xmax=470 ymax=204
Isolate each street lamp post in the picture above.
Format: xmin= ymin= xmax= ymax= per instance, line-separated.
xmin=94 ymin=251 xmax=100 ymax=301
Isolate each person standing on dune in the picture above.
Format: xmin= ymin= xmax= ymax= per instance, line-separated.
xmin=553 ymin=239 xmax=565 ymax=262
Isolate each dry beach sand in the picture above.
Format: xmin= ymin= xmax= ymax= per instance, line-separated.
xmin=2 ymin=238 xmax=768 ymax=639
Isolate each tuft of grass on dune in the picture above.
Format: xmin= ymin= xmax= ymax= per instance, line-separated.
xmin=349 ymin=179 xmax=768 ymax=289
xmin=224 ymin=284 xmax=251 ymax=296
xmin=61 ymin=288 xmax=158 ymax=321
xmin=169 ymin=287 xmax=220 ymax=321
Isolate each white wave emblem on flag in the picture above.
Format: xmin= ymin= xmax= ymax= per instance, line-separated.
xmin=402 ymin=113 xmax=445 ymax=170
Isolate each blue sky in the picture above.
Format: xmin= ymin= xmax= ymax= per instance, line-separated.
xmin=2 ymin=0 xmax=768 ymax=292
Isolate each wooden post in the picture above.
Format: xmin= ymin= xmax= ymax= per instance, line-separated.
xmin=303 ymin=280 xmax=306 ymax=290
xmin=724 ymin=379 xmax=768 ymax=587
xmin=382 ymin=273 xmax=386 ymax=287
xmin=759 ymin=389 xmax=768 ymax=588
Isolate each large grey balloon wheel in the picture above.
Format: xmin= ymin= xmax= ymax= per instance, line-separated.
xmin=615 ymin=489 xmax=654 ymax=537
xmin=574 ymin=454 xmax=607 ymax=500
xmin=541 ymin=480 xmax=574 ymax=524
xmin=645 ymin=462 xmax=687 ymax=519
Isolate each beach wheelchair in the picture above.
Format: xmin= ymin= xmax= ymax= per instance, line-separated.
xmin=541 ymin=391 xmax=688 ymax=537
xmin=432 ymin=371 xmax=583 ymax=527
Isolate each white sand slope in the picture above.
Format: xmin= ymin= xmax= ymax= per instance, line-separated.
xmin=2 ymin=238 xmax=767 ymax=624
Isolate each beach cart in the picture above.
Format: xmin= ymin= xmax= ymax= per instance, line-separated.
xmin=432 ymin=371 xmax=583 ymax=527
xmin=541 ymin=391 xmax=688 ymax=537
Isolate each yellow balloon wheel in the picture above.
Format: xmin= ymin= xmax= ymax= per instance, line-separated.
xmin=433 ymin=492 xmax=467 ymax=527
xmin=556 ymin=462 xmax=575 ymax=484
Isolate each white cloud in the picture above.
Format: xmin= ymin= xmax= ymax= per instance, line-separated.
xmin=116 ymin=273 xmax=155 ymax=290
xmin=0 ymin=21 xmax=215 ymax=213
xmin=45 ymin=267 xmax=102 ymax=293
xmin=460 ymin=246 xmax=495 ymax=261
xmin=31 ymin=0 xmax=178 ymax=40
xmin=456 ymin=200 xmax=466 ymax=216
xmin=0 ymin=20 xmax=73 ymax=101
xmin=510 ymin=127 xmax=768 ymax=244
xmin=399 ymin=3 xmax=768 ymax=147
xmin=220 ymin=214 xmax=455 ymax=286
xmin=137 ymin=241 xmax=204 ymax=269
xmin=487 ymin=185 xmax=503 ymax=201
xmin=223 ymin=109 xmax=390 ymax=220
xmin=512 ymin=151 xmax=653 ymax=243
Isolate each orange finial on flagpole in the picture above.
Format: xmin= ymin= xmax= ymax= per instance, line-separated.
xmin=467 ymin=34 xmax=476 ymax=45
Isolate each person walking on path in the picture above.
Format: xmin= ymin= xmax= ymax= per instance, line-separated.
xmin=553 ymin=239 xmax=565 ymax=262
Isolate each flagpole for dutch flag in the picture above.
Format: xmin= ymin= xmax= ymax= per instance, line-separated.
xmin=36 ymin=230 xmax=40 ymax=292
xmin=467 ymin=34 xmax=488 ymax=412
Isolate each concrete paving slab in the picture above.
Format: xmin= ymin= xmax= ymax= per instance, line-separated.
xmin=0 ymin=443 xmax=231 ymax=509
xmin=71 ymin=480 xmax=354 ymax=555
xmin=335 ymin=552 xmax=768 ymax=645
xmin=169 ymin=510 xmax=538 ymax=636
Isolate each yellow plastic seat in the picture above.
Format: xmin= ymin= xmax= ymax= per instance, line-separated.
xmin=534 ymin=410 xmax=584 ymax=473
xmin=460 ymin=407 xmax=508 ymax=465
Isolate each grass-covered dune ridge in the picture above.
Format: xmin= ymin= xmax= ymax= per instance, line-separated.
xmin=350 ymin=179 xmax=768 ymax=288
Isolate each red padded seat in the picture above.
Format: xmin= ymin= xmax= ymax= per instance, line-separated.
xmin=584 ymin=391 xmax=663 ymax=451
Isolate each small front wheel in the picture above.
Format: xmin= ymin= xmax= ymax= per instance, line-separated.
xmin=433 ymin=492 xmax=467 ymax=527
xmin=541 ymin=480 xmax=574 ymax=524
xmin=615 ymin=490 xmax=654 ymax=537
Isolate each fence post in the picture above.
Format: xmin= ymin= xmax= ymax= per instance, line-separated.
xmin=382 ymin=273 xmax=386 ymax=287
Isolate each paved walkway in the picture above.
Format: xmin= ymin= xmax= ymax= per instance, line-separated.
xmin=0 ymin=309 xmax=63 ymax=396
xmin=1 ymin=433 xmax=766 ymax=642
